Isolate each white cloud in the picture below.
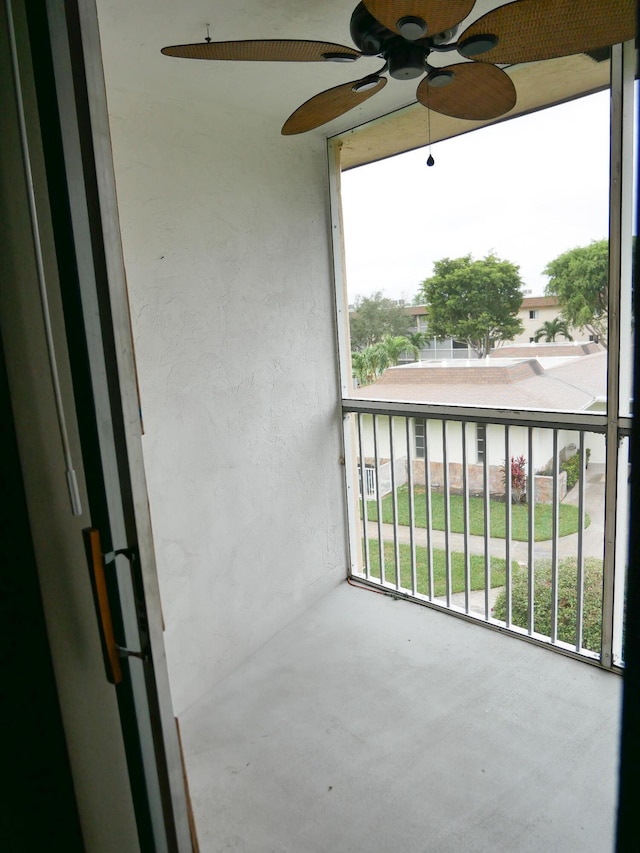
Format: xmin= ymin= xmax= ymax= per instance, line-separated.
xmin=340 ymin=90 xmax=610 ymax=302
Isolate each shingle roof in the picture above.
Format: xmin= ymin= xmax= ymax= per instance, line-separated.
xmin=491 ymin=342 xmax=602 ymax=358
xmin=520 ymin=295 xmax=559 ymax=308
xmin=353 ymin=351 xmax=606 ymax=412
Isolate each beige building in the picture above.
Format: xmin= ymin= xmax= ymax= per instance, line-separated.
xmin=513 ymin=295 xmax=589 ymax=344
xmin=404 ymin=295 xmax=590 ymax=356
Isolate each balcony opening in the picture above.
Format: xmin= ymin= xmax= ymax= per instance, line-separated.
xmin=331 ymin=43 xmax=636 ymax=671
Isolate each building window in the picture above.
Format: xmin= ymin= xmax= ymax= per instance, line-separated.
xmin=476 ymin=424 xmax=486 ymax=463
xmin=529 ymin=309 xmax=539 ymax=319
xmin=415 ymin=419 xmax=426 ymax=459
xmin=357 ymin=465 xmax=376 ymax=499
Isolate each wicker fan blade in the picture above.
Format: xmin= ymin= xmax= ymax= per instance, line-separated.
xmin=417 ymin=63 xmax=516 ymax=120
xmin=161 ymin=39 xmax=361 ymax=62
xmin=282 ymin=76 xmax=387 ymax=135
xmin=458 ymin=0 xmax=636 ymax=65
xmin=363 ymin=1 xmax=476 ymax=37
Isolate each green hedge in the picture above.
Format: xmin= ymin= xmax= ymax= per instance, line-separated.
xmin=540 ymin=449 xmax=591 ymax=491
xmin=561 ymin=454 xmax=581 ymax=491
xmin=493 ymin=558 xmax=603 ymax=653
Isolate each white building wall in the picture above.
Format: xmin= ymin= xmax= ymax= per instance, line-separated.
xmin=101 ymin=88 xmax=347 ymax=714
xmin=358 ymin=415 xmax=605 ymax=473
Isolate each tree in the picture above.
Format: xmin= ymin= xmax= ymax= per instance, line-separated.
xmin=543 ymin=240 xmax=608 ymax=347
xmin=349 ymin=292 xmax=413 ymax=351
xmin=351 ymin=350 xmax=372 ymax=386
xmin=533 ymin=317 xmax=574 ymax=342
xmin=351 ymin=341 xmax=390 ymax=386
xmin=418 ymin=253 xmax=524 ymax=358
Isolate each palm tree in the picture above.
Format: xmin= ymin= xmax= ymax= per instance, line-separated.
xmin=533 ymin=318 xmax=574 ymax=342
xmin=351 ymin=335 xmax=420 ymax=386
xmin=368 ymin=341 xmax=394 ymax=376
xmin=351 ymin=350 xmax=370 ymax=387
xmin=351 ymin=341 xmax=392 ymax=386
xmin=382 ymin=335 xmax=419 ymax=365
xmin=406 ymin=331 xmax=430 ymax=361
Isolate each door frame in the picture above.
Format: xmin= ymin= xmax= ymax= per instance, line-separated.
xmin=1 ymin=0 xmax=191 ymax=848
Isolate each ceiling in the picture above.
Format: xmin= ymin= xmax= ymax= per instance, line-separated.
xmin=338 ymin=51 xmax=609 ymax=168
xmin=95 ymin=1 xmax=614 ymax=166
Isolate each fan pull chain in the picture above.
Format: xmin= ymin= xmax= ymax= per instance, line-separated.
xmin=205 ymin=24 xmax=211 ymax=44
xmin=426 ymin=97 xmax=435 ymax=167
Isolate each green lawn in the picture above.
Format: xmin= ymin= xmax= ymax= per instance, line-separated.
xmin=364 ymin=485 xmax=589 ymax=542
xmin=364 ymin=539 xmax=512 ymax=598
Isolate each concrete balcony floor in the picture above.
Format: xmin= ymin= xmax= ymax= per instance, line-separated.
xmin=180 ymin=582 xmax=622 ymax=853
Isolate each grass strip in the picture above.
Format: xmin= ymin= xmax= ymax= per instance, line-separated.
xmin=364 ymin=539 xmax=511 ymax=599
xmin=365 ymin=485 xmax=589 ymax=541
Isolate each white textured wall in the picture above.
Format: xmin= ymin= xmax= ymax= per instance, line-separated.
xmin=103 ymin=90 xmax=347 ymax=714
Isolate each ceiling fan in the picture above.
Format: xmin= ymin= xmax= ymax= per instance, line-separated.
xmin=161 ymin=1 xmax=635 ymax=135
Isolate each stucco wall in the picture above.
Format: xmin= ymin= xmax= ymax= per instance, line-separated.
xmin=101 ymin=89 xmax=347 ymax=714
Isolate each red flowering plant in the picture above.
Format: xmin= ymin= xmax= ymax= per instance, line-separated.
xmin=502 ymin=455 xmax=527 ymax=504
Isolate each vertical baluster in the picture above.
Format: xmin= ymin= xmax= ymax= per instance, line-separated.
xmin=425 ymin=420 xmax=434 ymax=600
xmin=527 ymin=427 xmax=535 ymax=635
xmin=575 ymin=432 xmax=587 ymax=651
xmin=504 ymin=425 xmax=512 ymax=627
xmin=483 ymin=422 xmax=491 ymax=621
xmin=461 ymin=422 xmax=471 ymax=614
xmin=442 ymin=420 xmax=452 ymax=606
xmin=372 ymin=415 xmax=385 ymax=585
xmin=389 ymin=416 xmax=401 ymax=590
xmin=356 ymin=413 xmax=371 ymax=580
xmin=406 ymin=418 xmax=417 ymax=596
xmin=551 ymin=430 xmax=560 ymax=644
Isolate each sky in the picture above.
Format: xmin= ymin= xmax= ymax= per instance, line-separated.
xmin=340 ymin=90 xmax=610 ymax=304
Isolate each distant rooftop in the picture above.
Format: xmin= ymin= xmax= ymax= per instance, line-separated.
xmin=374 ymin=359 xmax=545 ymax=385
xmin=403 ymin=295 xmax=559 ymax=318
xmin=491 ymin=342 xmax=603 ymax=359
xmin=353 ymin=350 xmax=607 ymax=412
xmin=519 ymin=295 xmax=559 ymax=308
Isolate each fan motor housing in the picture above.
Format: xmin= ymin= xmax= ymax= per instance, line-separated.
xmin=349 ymin=2 xmax=395 ymax=55
xmin=350 ymin=2 xmax=431 ymax=79
xmin=387 ymin=39 xmax=427 ymax=79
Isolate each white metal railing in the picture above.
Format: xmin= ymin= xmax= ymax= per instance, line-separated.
xmin=343 ymin=401 xmax=629 ymax=669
